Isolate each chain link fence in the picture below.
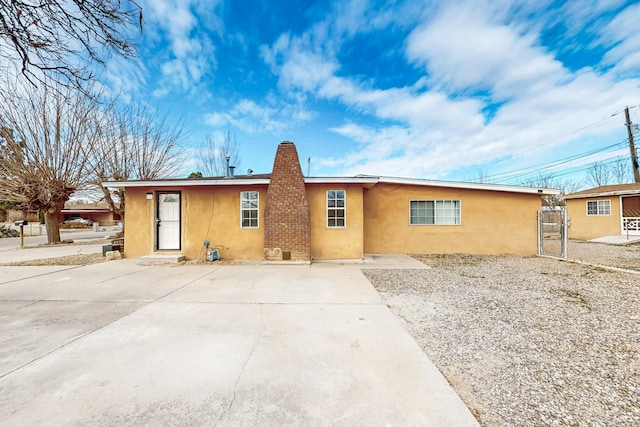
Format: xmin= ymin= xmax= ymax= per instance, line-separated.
xmin=539 ymin=208 xmax=640 ymax=272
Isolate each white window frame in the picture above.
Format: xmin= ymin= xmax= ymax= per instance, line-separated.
xmin=410 ymin=200 xmax=461 ymax=225
xmin=586 ymin=199 xmax=611 ymax=216
xmin=327 ymin=190 xmax=346 ymax=228
xmin=240 ymin=191 xmax=259 ymax=228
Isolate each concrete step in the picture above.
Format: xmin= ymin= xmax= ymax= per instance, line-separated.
xmin=138 ymin=254 xmax=185 ymax=264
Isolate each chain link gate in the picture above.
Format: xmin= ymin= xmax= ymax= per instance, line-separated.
xmin=538 ymin=209 xmax=568 ymax=259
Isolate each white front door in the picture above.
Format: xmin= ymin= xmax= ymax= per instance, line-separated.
xmin=157 ymin=192 xmax=181 ymax=250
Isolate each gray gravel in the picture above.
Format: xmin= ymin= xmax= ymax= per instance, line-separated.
xmin=364 ymin=255 xmax=640 ymax=426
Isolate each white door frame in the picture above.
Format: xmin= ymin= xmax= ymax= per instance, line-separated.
xmin=156 ymin=191 xmax=182 ymax=250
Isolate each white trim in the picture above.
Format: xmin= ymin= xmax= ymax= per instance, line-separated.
xmin=409 ymin=199 xmax=462 ymax=225
xmin=103 ymin=175 xmax=559 ymax=196
xmin=304 ymin=177 xmax=378 ymax=184
xmin=240 ymin=191 xmax=259 ymax=229
xmin=326 ymin=189 xmax=346 ymax=228
xmin=102 ymin=178 xmax=270 ymax=188
xmin=376 ymin=176 xmax=560 ymax=195
xmin=586 ymin=199 xmax=611 ymax=216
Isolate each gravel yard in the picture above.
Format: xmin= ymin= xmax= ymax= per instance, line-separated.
xmin=364 ymin=254 xmax=640 ymax=426
xmin=567 ymin=241 xmax=640 ymax=272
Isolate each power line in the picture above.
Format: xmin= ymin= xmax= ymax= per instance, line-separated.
xmin=478 ymin=106 xmax=640 ymax=179
xmin=483 ymin=139 xmax=628 ymax=182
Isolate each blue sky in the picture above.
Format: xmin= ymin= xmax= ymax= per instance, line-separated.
xmin=103 ymin=0 xmax=640 ymax=187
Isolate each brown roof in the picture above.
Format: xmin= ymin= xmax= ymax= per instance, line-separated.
xmin=564 ymin=183 xmax=640 ymax=199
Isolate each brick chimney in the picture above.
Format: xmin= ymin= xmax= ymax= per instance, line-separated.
xmin=264 ymin=141 xmax=311 ymax=261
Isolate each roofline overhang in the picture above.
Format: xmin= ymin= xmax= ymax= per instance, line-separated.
xmin=303 ymin=177 xmax=379 ymax=184
xmin=102 ymin=175 xmax=561 ymax=196
xmin=102 ymin=178 xmax=271 ymax=188
xmin=375 ymin=176 xmax=562 ymax=195
xmin=564 ymin=189 xmax=640 ymax=199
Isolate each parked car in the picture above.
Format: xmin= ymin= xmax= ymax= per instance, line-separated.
xmin=62 ymin=217 xmax=93 ymax=225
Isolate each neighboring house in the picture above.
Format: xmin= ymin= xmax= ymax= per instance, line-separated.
xmin=59 ymin=203 xmax=121 ymax=225
xmin=4 ymin=208 xmax=39 ymax=223
xmin=103 ymin=142 xmax=560 ymax=261
xmin=564 ymin=183 xmax=640 ymax=240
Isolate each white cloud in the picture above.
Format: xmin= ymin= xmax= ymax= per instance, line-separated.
xmin=140 ymin=0 xmax=222 ymax=97
xmin=203 ymin=98 xmax=315 ymax=134
xmin=405 ymin=5 xmax=566 ymax=99
xmin=260 ymin=0 xmax=640 ymax=182
xmin=597 ymin=3 xmax=640 ymax=76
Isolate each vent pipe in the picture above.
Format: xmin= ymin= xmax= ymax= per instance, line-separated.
xmin=225 ymin=156 xmax=231 ymax=178
xmin=229 ymin=166 xmax=236 ymax=177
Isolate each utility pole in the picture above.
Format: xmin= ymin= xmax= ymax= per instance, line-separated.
xmin=625 ymin=106 xmax=640 ymax=183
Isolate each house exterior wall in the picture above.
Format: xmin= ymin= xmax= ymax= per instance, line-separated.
xmin=123 ymin=185 xmax=267 ymax=260
xmin=122 ymin=181 xmax=547 ymax=260
xmin=307 ymin=184 xmax=365 ymax=260
xmin=123 ymin=187 xmax=154 ymax=259
xmin=566 ymin=197 xmax=621 ymax=240
xmin=183 ymin=185 xmax=266 ymax=260
xmin=363 ymin=183 xmax=541 ymax=255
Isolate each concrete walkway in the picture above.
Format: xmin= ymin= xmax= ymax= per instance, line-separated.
xmin=0 ymin=254 xmax=478 ymax=426
xmin=589 ymin=234 xmax=640 ymax=245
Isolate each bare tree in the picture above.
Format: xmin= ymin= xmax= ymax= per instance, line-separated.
xmin=0 ymin=83 xmax=99 ymax=243
xmin=610 ymin=158 xmax=632 ymax=184
xmin=0 ymin=1 xmax=142 ymax=93
xmin=196 ymin=130 xmax=241 ymax=177
xmin=520 ymin=173 xmax=582 ymax=209
xmin=587 ymin=159 xmax=633 ymax=187
xmin=586 ymin=162 xmax=612 ymax=187
xmin=473 ymin=168 xmax=489 ymax=183
xmin=90 ymin=101 xmax=186 ymax=222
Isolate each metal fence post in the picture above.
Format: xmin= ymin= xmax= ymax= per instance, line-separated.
xmin=537 ymin=211 xmax=542 ymax=256
xmin=561 ymin=209 xmax=568 ymax=260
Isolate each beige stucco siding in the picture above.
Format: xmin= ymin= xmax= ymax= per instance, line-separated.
xmin=307 ymin=184 xmax=365 ymax=260
xmin=183 ymin=186 xmax=266 ymax=260
xmin=123 ymin=185 xmax=267 ymax=260
xmin=123 ymin=187 xmax=154 ymax=259
xmin=566 ymin=197 xmax=621 ymax=240
xmin=363 ymin=183 xmax=541 ymax=255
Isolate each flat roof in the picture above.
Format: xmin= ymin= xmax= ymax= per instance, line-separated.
xmin=103 ymin=175 xmax=561 ymax=195
xmin=372 ymin=176 xmax=561 ymax=195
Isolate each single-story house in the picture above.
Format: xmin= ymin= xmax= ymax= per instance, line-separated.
xmin=103 ymin=141 xmax=560 ymax=261
xmin=564 ymin=183 xmax=640 ymax=240
xmin=59 ymin=203 xmax=121 ymax=225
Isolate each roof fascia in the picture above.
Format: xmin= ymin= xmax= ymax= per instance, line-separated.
xmin=564 ymin=189 xmax=640 ymax=199
xmin=102 ymin=179 xmax=271 ymax=188
xmin=303 ymin=177 xmax=379 ymax=185
xmin=377 ymin=176 xmax=561 ymax=195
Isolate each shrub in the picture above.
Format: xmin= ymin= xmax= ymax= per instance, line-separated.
xmin=0 ymin=224 xmax=19 ymax=238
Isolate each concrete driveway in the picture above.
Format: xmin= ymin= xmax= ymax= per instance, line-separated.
xmin=0 ymin=258 xmax=479 ymax=426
